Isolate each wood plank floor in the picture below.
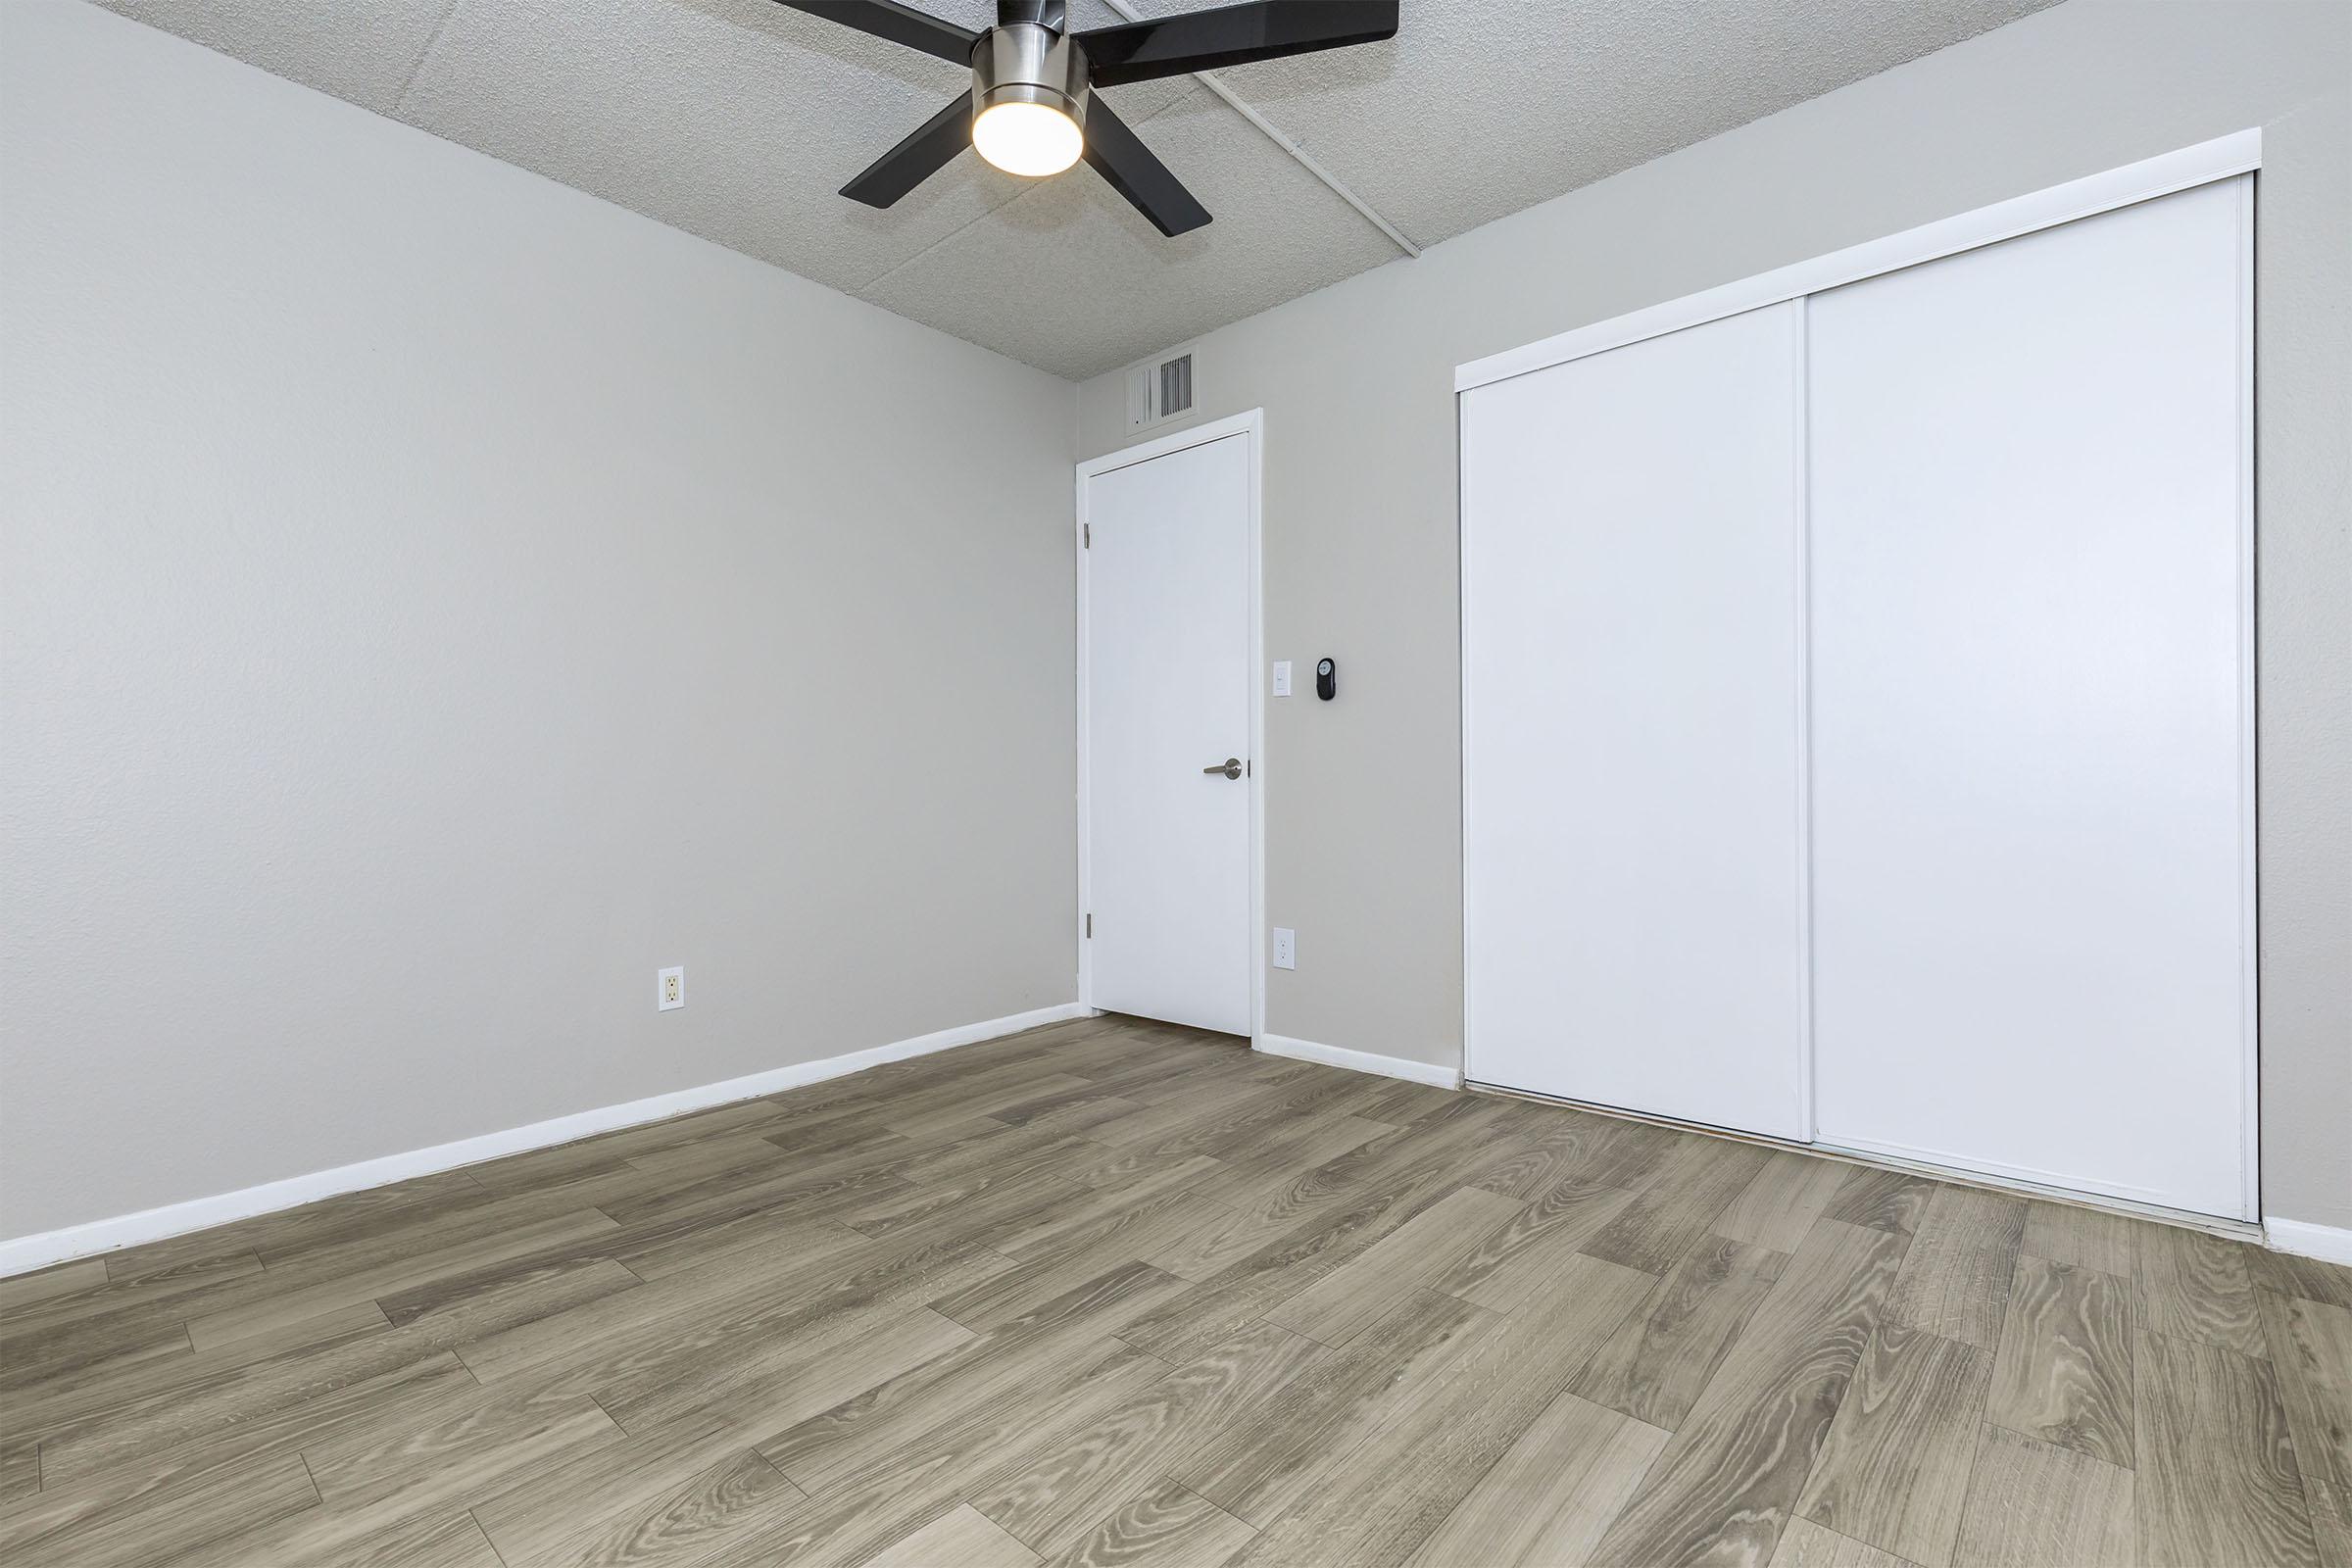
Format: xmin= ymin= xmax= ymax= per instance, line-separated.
xmin=5 ymin=1013 xmax=2348 ymax=1567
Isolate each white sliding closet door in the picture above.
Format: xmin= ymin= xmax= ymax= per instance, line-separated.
xmin=1464 ymin=303 xmax=1809 ymax=1141
xmin=1807 ymin=179 xmax=2253 ymax=1219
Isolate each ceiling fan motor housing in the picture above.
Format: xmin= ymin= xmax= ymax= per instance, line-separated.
xmin=972 ymin=23 xmax=1090 ymax=130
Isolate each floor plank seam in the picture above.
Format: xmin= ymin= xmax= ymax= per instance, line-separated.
xmin=1983 ymin=1411 xmax=2132 ymax=1469
xmin=585 ymin=1388 xmax=630 ymax=1437
xmin=1822 ymin=1515 xmax=1929 ymax=1565
xmin=1944 ymin=1420 xmax=2001 ymax=1562
xmin=1866 ymin=1312 xmax=1996 ymax=1560
xmin=753 ymin=1446 xmax=808 ymax=1501
xmin=468 ymin=1505 xmax=515 ymax=1568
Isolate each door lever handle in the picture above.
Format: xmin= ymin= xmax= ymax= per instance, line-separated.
xmin=1202 ymin=758 xmax=1243 ymax=779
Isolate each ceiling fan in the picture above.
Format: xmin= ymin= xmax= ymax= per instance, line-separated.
xmin=773 ymin=0 xmax=1399 ymax=236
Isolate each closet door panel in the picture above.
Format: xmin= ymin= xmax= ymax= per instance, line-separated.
xmin=1807 ymin=179 xmax=2251 ymax=1218
xmin=1463 ymin=302 xmax=1808 ymax=1140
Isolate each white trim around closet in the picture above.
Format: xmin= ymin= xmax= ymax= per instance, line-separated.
xmin=2230 ymin=171 xmax=2261 ymax=1226
xmin=1454 ymin=128 xmax=2261 ymax=393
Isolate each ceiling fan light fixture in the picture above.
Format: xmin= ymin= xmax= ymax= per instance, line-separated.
xmin=970 ymin=21 xmax=1089 ymax=178
xmin=795 ymin=0 xmax=1399 ymax=237
xmin=973 ymin=101 xmax=1083 ymax=176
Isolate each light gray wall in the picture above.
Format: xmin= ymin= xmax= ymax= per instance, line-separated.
xmin=1076 ymin=0 xmax=2352 ymax=1230
xmin=0 ymin=1 xmax=1078 ymax=1243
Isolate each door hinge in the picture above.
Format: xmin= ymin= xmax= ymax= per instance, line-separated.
xmin=1085 ymin=912 xmax=1093 ymax=938
xmin=1082 ymin=523 xmax=1090 ymax=548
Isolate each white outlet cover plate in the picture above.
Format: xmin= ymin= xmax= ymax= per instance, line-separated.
xmin=1272 ymin=928 xmax=1296 ymax=969
xmin=1272 ymin=661 xmax=1292 ymax=697
xmin=658 ymin=966 xmax=685 ymax=1010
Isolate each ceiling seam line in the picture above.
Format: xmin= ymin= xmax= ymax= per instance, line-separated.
xmin=1093 ymin=0 xmax=1420 ymax=259
xmin=1184 ymin=73 xmax=1420 ymax=257
xmin=387 ymin=0 xmax=464 ymax=120
xmin=855 ymin=182 xmax=1038 ymax=293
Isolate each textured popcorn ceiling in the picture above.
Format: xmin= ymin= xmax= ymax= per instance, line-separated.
xmin=93 ymin=0 xmax=2057 ymax=378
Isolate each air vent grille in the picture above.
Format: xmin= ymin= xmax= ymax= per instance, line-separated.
xmin=1125 ymin=343 xmax=1200 ymax=431
xmin=1158 ymin=354 xmax=1194 ymax=417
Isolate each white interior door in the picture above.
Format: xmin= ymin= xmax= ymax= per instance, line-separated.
xmin=1083 ymin=430 xmax=1252 ymax=1036
xmin=1807 ymin=179 xmax=2253 ymax=1219
xmin=1463 ymin=303 xmax=1810 ymax=1140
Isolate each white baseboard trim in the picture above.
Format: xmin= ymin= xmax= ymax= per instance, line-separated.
xmin=1254 ymin=1033 xmax=1462 ymax=1090
xmin=2266 ymin=1216 xmax=2352 ymax=1268
xmin=0 ymin=1002 xmax=1090 ymax=1279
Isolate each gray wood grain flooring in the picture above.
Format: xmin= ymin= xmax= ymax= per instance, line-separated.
xmin=4 ymin=1013 xmax=2348 ymax=1566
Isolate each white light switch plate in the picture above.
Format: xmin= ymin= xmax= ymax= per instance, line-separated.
xmin=1272 ymin=928 xmax=1296 ymax=969
xmin=1272 ymin=661 xmax=1292 ymax=698
xmin=658 ymin=966 xmax=685 ymax=1010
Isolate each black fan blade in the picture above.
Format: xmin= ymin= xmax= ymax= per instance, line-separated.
xmin=841 ymin=93 xmax=972 ymax=207
xmin=1076 ymin=0 xmax=1396 ymax=87
xmin=1081 ymin=97 xmax=1210 ymax=236
xmin=769 ymin=0 xmax=981 ymax=66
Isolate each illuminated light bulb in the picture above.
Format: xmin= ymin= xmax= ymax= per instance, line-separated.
xmin=973 ymin=101 xmax=1083 ymax=177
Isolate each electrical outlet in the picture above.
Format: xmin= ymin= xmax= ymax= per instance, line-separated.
xmin=1272 ymin=928 xmax=1296 ymax=970
xmin=658 ymin=966 xmax=685 ymax=1010
xmin=1272 ymin=660 xmax=1292 ymax=698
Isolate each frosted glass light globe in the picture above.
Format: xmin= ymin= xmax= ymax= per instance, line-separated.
xmin=973 ymin=101 xmax=1083 ymax=177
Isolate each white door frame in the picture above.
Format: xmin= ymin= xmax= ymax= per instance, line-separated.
xmin=1075 ymin=409 xmax=1266 ymax=1043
